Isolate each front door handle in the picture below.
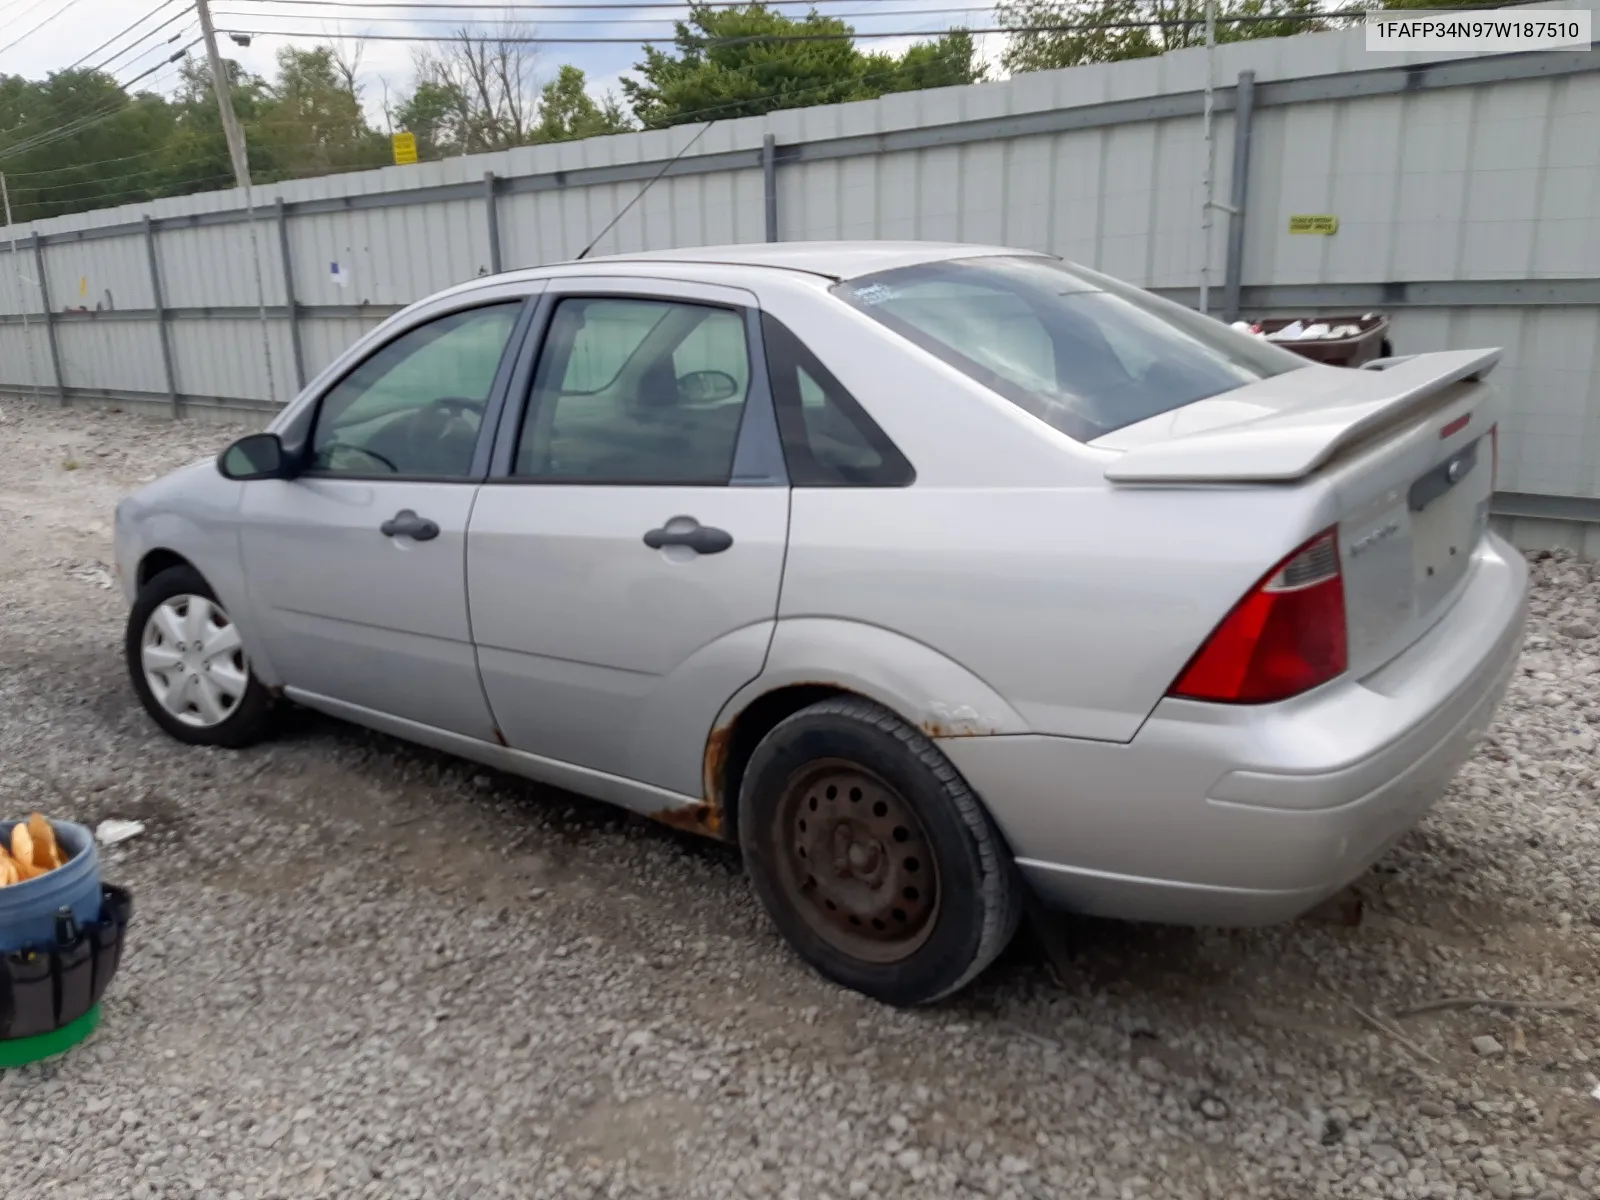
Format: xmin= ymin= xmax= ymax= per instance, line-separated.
xmin=643 ymin=519 xmax=733 ymax=555
xmin=380 ymin=509 xmax=440 ymax=542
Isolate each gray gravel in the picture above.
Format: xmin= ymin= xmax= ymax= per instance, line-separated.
xmin=2 ymin=398 xmax=1598 ymax=1200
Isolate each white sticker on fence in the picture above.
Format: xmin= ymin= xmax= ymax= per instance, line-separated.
xmin=330 ymin=261 xmax=348 ymax=288
xmin=1366 ymin=8 xmax=1590 ymax=52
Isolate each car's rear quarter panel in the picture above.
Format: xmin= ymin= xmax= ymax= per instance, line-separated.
xmin=778 ymin=483 xmax=1319 ymax=743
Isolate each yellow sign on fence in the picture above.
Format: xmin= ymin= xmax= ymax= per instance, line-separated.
xmin=1288 ymin=214 xmax=1339 ymax=235
xmin=392 ymin=131 xmax=418 ymax=166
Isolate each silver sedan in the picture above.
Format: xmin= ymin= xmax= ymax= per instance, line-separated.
xmin=113 ymin=242 xmax=1528 ymax=1005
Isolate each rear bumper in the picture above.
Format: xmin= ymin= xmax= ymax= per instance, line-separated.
xmin=941 ymin=534 xmax=1528 ymax=926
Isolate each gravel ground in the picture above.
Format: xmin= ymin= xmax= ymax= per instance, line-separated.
xmin=1 ymin=398 xmax=1598 ymax=1200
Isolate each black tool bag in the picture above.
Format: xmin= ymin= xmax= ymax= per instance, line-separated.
xmin=0 ymin=883 xmax=133 ymax=1041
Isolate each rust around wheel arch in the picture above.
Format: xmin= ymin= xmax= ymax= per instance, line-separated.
xmin=647 ymin=801 xmax=722 ymax=837
xmin=698 ymin=683 xmax=852 ymax=842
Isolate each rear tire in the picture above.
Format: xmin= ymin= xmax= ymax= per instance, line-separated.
xmin=126 ymin=565 xmax=275 ymax=748
xmin=737 ymin=696 xmax=1022 ymax=1006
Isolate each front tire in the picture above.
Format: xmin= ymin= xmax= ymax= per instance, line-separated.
xmin=737 ymin=696 xmax=1022 ymax=1006
xmin=126 ymin=565 xmax=275 ymax=748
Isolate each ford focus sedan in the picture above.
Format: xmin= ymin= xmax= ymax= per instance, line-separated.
xmin=113 ymin=242 xmax=1528 ymax=1005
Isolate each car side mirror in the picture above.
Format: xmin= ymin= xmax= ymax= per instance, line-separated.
xmin=677 ymin=369 xmax=740 ymax=404
xmin=218 ymin=432 xmax=295 ymax=481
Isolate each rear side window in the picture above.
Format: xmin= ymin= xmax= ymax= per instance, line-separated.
xmin=761 ymin=312 xmax=913 ymax=487
xmin=832 ymin=255 xmax=1308 ymax=443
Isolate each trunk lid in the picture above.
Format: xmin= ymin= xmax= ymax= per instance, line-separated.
xmin=1096 ymin=348 xmax=1502 ymax=680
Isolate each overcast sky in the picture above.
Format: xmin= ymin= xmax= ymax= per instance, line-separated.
xmin=0 ymin=0 xmax=1005 ymax=126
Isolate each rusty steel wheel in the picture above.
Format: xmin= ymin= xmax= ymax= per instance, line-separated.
xmin=738 ymin=696 xmax=1023 ymax=1006
xmin=771 ymin=760 xmax=940 ymax=964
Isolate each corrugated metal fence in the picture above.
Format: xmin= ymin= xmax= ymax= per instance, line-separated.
xmin=2 ymin=14 xmax=1599 ymax=547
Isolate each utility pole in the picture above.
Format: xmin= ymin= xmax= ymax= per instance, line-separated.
xmin=1 ymin=172 xmax=43 ymax=402
xmin=197 ymin=0 xmax=250 ymax=191
xmin=195 ymin=0 xmax=278 ymax=406
xmin=1196 ymin=0 xmax=1216 ymax=320
xmin=1197 ymin=0 xmax=1237 ymax=318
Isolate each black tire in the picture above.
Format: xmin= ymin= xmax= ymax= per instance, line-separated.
xmin=737 ymin=696 xmax=1023 ymax=1006
xmin=125 ymin=565 xmax=275 ymax=748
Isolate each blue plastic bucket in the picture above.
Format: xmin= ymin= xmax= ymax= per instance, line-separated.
xmin=0 ymin=820 xmax=102 ymax=954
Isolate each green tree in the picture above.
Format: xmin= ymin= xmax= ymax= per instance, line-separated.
xmin=998 ymin=0 xmax=1330 ymax=74
xmin=258 ymin=46 xmax=388 ymax=178
xmin=403 ymin=25 xmax=541 ymax=154
xmin=875 ymin=30 xmax=987 ymax=94
xmin=620 ymin=3 xmax=986 ymax=129
xmin=394 ymin=77 xmax=471 ymax=159
xmin=532 ymin=65 xmax=634 ymax=143
xmin=157 ymin=57 xmax=278 ymax=195
xmin=0 ymin=69 xmax=178 ymax=221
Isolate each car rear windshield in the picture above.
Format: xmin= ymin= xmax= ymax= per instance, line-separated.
xmin=831 ymin=255 xmax=1309 ymax=443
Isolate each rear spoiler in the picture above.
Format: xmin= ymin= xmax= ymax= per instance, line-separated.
xmin=1104 ymin=347 xmax=1501 ymax=484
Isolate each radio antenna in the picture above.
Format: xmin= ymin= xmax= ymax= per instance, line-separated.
xmin=574 ymin=119 xmax=715 ymax=260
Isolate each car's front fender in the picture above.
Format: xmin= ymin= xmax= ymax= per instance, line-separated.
xmin=115 ymin=466 xmax=286 ymax=688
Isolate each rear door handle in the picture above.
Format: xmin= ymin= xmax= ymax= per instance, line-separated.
xmin=643 ymin=519 xmax=733 ymax=555
xmin=380 ymin=509 xmax=440 ymax=541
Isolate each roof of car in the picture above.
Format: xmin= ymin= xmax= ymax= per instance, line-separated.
xmin=571 ymin=241 xmax=1039 ymax=281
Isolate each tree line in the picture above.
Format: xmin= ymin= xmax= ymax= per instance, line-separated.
xmin=0 ymin=0 xmax=1475 ymax=224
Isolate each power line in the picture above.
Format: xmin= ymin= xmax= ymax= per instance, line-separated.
xmin=0 ymin=37 xmax=194 ymax=159
xmin=19 ymin=172 xmax=239 ymax=213
xmin=68 ymin=0 xmax=190 ymax=71
xmin=0 ymin=0 xmax=92 ymax=58
xmin=213 ymin=25 xmax=985 ymax=43
xmin=222 ymin=0 xmax=963 ymax=8
xmin=0 ymin=148 xmax=178 ymax=179
xmin=1 ymin=44 xmax=191 ymax=153
xmin=91 ymin=9 xmax=196 ymax=75
xmin=633 ymin=33 xmax=971 ymax=126
xmin=214 ymin=7 xmax=992 ymax=25
xmin=0 ymin=0 xmax=40 ymax=22
xmin=2 ymin=5 xmax=1360 ymax=217
xmin=213 ymin=13 xmax=1357 ymax=45
xmin=7 ymin=155 xmax=227 ymax=196
xmin=3 ymin=21 xmax=952 ymax=185
xmin=106 ymin=25 xmax=199 ymax=83
xmin=0 ymin=42 xmax=201 ymax=161
xmin=4 ymin=33 xmax=967 ymax=214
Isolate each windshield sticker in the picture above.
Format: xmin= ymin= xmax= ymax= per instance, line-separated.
xmin=850 ymin=283 xmax=899 ymax=306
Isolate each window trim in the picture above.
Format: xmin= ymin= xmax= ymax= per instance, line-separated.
xmin=485 ymin=289 xmax=788 ymax=489
xmin=760 ymin=311 xmax=916 ymax=489
xmin=293 ymin=297 xmax=536 ymax=485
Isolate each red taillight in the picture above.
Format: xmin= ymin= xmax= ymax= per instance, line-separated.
xmin=1169 ymin=530 xmax=1348 ymax=704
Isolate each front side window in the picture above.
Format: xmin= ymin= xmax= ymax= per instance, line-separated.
xmin=310 ymin=303 xmax=521 ymax=478
xmin=514 ymin=297 xmax=751 ymax=484
xmin=833 ymin=256 xmax=1309 ymax=443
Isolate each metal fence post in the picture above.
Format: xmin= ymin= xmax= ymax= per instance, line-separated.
xmin=31 ymin=234 xmax=64 ymax=405
xmin=1222 ymin=70 xmax=1256 ymax=324
xmin=484 ymin=171 xmax=503 ymax=274
xmin=143 ymin=216 xmax=180 ymax=417
xmin=275 ymin=198 xmax=306 ymax=392
xmin=762 ymin=134 xmax=779 ymax=243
